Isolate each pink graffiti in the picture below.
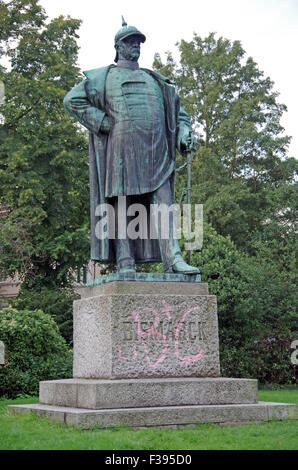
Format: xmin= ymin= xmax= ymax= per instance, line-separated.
xmin=117 ymin=301 xmax=205 ymax=369
xmin=132 ymin=308 xmax=167 ymax=370
xmin=117 ymin=346 xmax=129 ymax=361
xmin=118 ymin=346 xmax=137 ymax=361
xmin=174 ymin=306 xmax=205 ymax=363
xmin=161 ymin=300 xmax=172 ymax=319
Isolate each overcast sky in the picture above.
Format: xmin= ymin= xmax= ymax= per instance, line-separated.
xmin=39 ymin=0 xmax=297 ymax=158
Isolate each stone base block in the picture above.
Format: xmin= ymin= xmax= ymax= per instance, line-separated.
xmin=73 ymin=282 xmax=220 ymax=379
xmin=39 ymin=377 xmax=258 ymax=409
xmin=8 ymin=402 xmax=297 ymax=429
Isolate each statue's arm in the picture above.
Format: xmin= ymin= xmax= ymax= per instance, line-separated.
xmin=63 ymin=80 xmax=109 ymax=135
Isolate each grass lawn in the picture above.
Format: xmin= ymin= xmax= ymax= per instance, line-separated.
xmin=0 ymin=390 xmax=297 ymax=450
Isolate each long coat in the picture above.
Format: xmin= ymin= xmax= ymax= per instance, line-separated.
xmin=63 ymin=65 xmax=191 ymax=263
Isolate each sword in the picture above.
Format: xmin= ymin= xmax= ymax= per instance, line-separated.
xmin=186 ymin=147 xmax=193 ymax=265
xmin=177 ymin=133 xmax=194 ymax=264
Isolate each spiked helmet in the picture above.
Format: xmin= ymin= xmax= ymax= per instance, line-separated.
xmin=114 ymin=16 xmax=146 ymax=62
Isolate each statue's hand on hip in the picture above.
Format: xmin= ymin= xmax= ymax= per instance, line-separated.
xmin=100 ymin=115 xmax=112 ymax=134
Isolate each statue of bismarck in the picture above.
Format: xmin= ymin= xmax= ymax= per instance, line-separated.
xmin=63 ymin=18 xmax=199 ymax=275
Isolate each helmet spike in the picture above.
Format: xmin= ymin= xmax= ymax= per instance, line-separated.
xmin=121 ymin=16 xmax=127 ymax=27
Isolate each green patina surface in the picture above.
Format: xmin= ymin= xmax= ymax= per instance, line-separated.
xmin=87 ymin=272 xmax=201 ymax=287
xmin=63 ymin=18 xmax=199 ymax=276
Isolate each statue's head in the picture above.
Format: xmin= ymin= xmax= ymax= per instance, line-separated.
xmin=114 ymin=17 xmax=146 ymax=62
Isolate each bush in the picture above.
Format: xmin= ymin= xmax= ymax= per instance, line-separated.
xmin=189 ymin=223 xmax=296 ymax=385
xmin=11 ymin=286 xmax=79 ymax=346
xmin=0 ymin=307 xmax=72 ymax=398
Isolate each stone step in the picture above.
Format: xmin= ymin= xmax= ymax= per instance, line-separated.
xmin=39 ymin=377 xmax=258 ymax=409
xmin=8 ymin=401 xmax=297 ymax=429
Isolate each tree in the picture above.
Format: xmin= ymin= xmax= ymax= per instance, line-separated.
xmin=0 ymin=0 xmax=90 ymax=289
xmin=190 ymin=223 xmax=296 ymax=384
xmin=153 ymin=33 xmax=296 ymax=249
xmin=154 ymin=33 xmax=297 ymax=384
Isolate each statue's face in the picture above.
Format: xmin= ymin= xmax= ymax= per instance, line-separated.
xmin=117 ymin=35 xmax=141 ymax=62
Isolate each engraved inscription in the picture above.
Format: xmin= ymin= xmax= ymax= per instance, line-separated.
xmin=120 ymin=319 xmax=207 ymax=342
xmin=116 ymin=300 xmax=206 ymax=370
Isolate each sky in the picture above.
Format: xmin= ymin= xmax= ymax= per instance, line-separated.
xmin=39 ymin=0 xmax=298 ymax=158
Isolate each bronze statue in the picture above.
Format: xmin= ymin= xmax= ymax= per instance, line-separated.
xmin=63 ymin=18 xmax=199 ymax=275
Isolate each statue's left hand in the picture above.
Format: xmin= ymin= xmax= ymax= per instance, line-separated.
xmin=179 ymin=131 xmax=198 ymax=155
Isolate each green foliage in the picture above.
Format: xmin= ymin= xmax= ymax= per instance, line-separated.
xmin=0 ymin=307 xmax=72 ymax=398
xmin=11 ymin=285 xmax=79 ymax=345
xmin=154 ymin=33 xmax=296 ymax=249
xmin=189 ymin=223 xmax=296 ymax=384
xmin=0 ymin=0 xmax=90 ymax=289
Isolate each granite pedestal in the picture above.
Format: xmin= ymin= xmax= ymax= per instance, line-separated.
xmin=73 ymin=280 xmax=219 ymax=379
xmin=8 ymin=276 xmax=297 ymax=428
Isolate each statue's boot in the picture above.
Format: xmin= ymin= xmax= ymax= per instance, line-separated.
xmin=115 ymin=238 xmax=136 ymax=273
xmin=166 ymin=259 xmax=200 ymax=275
xmin=117 ymin=257 xmax=136 ymax=274
xmin=118 ymin=267 xmax=136 ymax=273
